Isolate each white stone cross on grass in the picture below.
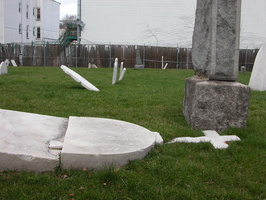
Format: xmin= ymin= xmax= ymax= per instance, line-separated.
xmin=168 ymin=130 xmax=240 ymax=149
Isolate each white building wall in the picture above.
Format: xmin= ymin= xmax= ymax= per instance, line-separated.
xmin=0 ymin=0 xmax=60 ymax=44
xmin=81 ymin=0 xmax=266 ymax=49
xmin=0 ymin=0 xmax=4 ymax=43
xmin=40 ymin=0 xmax=60 ymax=41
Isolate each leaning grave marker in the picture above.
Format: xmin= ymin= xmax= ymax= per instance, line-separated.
xmin=183 ymin=0 xmax=250 ymax=131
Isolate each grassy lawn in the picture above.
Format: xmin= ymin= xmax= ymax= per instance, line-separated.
xmin=0 ymin=66 xmax=265 ymax=200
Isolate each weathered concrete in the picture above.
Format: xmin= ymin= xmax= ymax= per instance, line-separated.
xmin=0 ymin=109 xmax=68 ymax=172
xmin=61 ymin=117 xmax=161 ymax=170
xmin=183 ymin=77 xmax=250 ymax=131
xmin=249 ymin=43 xmax=266 ymax=91
xmin=192 ymin=0 xmax=241 ymax=81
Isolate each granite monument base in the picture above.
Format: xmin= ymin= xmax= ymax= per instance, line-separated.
xmin=183 ymin=77 xmax=250 ymax=131
xmin=134 ymin=65 xmax=144 ymax=70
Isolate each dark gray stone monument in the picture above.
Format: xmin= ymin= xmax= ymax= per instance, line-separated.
xmin=134 ymin=50 xmax=144 ymax=69
xmin=183 ymin=0 xmax=250 ymax=131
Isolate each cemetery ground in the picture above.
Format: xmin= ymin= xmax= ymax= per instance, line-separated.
xmin=0 ymin=67 xmax=265 ymax=200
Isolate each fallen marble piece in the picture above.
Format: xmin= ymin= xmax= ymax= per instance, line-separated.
xmin=168 ymin=130 xmax=240 ymax=149
xmin=0 ymin=109 xmax=68 ymax=172
xmin=61 ymin=65 xmax=100 ymax=91
xmin=0 ymin=109 xmax=163 ymax=172
xmin=61 ymin=117 xmax=163 ymax=170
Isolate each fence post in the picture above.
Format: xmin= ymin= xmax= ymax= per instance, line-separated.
xmin=176 ymin=44 xmax=179 ymax=69
xmin=245 ymin=47 xmax=248 ymax=68
xmin=186 ymin=48 xmax=189 ymax=69
xmin=109 ymin=43 xmax=112 ymax=68
xmin=143 ymin=44 xmax=145 ymax=68
xmin=76 ymin=44 xmax=78 ymax=67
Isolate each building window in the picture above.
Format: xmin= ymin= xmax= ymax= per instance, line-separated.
xmin=26 ymin=25 xmax=29 ymax=39
xmin=36 ymin=8 xmax=41 ymax=21
xmin=19 ymin=3 xmax=22 ymax=13
xmin=26 ymin=5 xmax=29 ymax=18
xmin=36 ymin=27 xmax=41 ymax=39
xmin=19 ymin=24 xmax=22 ymax=34
xmin=33 ymin=7 xmax=35 ymax=16
xmin=33 ymin=27 xmax=35 ymax=36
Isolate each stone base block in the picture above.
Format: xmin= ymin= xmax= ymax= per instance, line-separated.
xmin=134 ymin=65 xmax=144 ymax=70
xmin=183 ymin=77 xmax=250 ymax=131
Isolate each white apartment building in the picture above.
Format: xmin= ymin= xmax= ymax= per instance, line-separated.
xmin=0 ymin=0 xmax=60 ymax=44
xmin=80 ymin=0 xmax=266 ymax=49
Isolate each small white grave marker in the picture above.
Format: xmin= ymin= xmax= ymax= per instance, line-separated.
xmin=119 ymin=62 xmax=126 ymax=81
xmin=11 ymin=60 xmax=17 ymax=67
xmin=0 ymin=62 xmax=8 ymax=75
xmin=112 ymin=58 xmax=118 ymax=84
xmin=168 ymin=130 xmax=240 ymax=149
xmin=5 ymin=59 xmax=10 ymax=66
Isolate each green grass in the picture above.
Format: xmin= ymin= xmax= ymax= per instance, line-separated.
xmin=0 ymin=67 xmax=265 ymax=200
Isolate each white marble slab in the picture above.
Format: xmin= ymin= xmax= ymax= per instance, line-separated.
xmin=0 ymin=109 xmax=68 ymax=172
xmin=61 ymin=65 xmax=100 ymax=91
xmin=61 ymin=117 xmax=163 ymax=170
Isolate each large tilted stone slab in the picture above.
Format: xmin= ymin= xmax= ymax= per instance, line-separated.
xmin=0 ymin=109 xmax=68 ymax=172
xmin=61 ymin=65 xmax=100 ymax=91
xmin=183 ymin=77 xmax=250 ymax=131
xmin=61 ymin=117 xmax=162 ymax=170
xmin=192 ymin=0 xmax=241 ymax=81
xmin=249 ymin=43 xmax=266 ymax=91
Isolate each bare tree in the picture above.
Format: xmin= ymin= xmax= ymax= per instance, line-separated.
xmin=60 ymin=14 xmax=77 ymax=29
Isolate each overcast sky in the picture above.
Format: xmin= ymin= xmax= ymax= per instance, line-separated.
xmin=57 ymin=0 xmax=77 ymax=19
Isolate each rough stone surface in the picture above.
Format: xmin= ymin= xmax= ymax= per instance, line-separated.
xmin=183 ymin=77 xmax=250 ymax=131
xmin=0 ymin=62 xmax=8 ymax=75
xmin=249 ymin=43 xmax=266 ymax=91
xmin=61 ymin=117 xmax=160 ymax=170
xmin=192 ymin=0 xmax=241 ymax=81
xmin=0 ymin=109 xmax=68 ymax=172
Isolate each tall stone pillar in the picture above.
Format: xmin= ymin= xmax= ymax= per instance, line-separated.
xmin=192 ymin=0 xmax=241 ymax=81
xmin=183 ymin=0 xmax=250 ymax=131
